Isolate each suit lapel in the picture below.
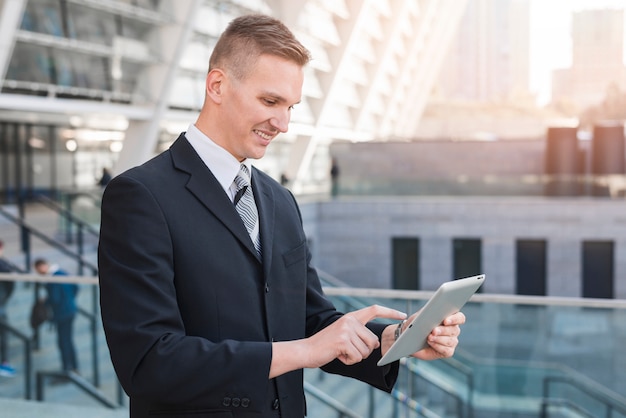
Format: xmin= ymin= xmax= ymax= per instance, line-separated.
xmin=169 ymin=135 xmax=260 ymax=260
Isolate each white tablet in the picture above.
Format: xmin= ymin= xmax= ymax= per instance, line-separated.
xmin=377 ymin=274 xmax=485 ymax=366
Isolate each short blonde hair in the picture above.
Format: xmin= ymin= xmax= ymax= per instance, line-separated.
xmin=209 ymin=14 xmax=311 ymax=80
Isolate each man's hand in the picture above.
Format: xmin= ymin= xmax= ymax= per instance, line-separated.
xmin=270 ymin=305 xmax=406 ymax=378
xmin=303 ymin=305 xmax=407 ymax=367
xmin=380 ymin=311 xmax=466 ymax=361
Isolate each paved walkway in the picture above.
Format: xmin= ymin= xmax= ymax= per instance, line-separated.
xmin=0 ymin=398 xmax=127 ymax=418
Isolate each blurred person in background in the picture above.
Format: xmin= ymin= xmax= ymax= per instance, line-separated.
xmin=98 ymin=167 xmax=113 ymax=188
xmin=0 ymin=239 xmax=16 ymax=377
xmin=34 ymin=258 xmax=79 ymax=375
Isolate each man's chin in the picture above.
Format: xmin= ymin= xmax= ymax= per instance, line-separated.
xmin=251 ymin=146 xmax=269 ymax=160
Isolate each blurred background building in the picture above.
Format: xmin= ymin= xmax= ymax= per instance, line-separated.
xmin=2 ymin=0 xmax=626 ymax=295
xmin=1 ymin=0 xmax=626 ymax=416
xmin=0 ymin=0 xmax=469 ymax=194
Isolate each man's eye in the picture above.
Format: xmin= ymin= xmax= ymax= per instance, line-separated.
xmin=264 ymin=99 xmax=276 ymax=106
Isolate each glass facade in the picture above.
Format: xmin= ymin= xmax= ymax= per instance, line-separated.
xmin=4 ymin=0 xmax=166 ymax=102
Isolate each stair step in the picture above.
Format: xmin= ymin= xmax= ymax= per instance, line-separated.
xmin=0 ymin=397 xmax=126 ymax=418
xmin=1 ymin=278 xmax=122 ymax=408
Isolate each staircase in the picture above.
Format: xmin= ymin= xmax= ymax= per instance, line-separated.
xmin=0 ymin=201 xmax=125 ymax=415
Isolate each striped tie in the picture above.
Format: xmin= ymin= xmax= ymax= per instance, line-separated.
xmin=233 ymin=164 xmax=261 ymax=256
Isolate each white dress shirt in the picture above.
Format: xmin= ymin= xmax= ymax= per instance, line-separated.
xmin=184 ymin=124 xmax=253 ymax=202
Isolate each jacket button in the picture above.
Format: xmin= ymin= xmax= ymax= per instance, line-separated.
xmin=241 ymin=398 xmax=250 ymax=408
xmin=232 ymin=397 xmax=241 ymax=407
xmin=272 ymin=398 xmax=279 ymax=410
xmin=222 ymin=397 xmax=231 ymax=407
xmin=265 ymin=284 xmax=269 ymax=293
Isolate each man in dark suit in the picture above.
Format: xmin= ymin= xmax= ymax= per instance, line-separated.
xmin=98 ymin=14 xmax=465 ymax=418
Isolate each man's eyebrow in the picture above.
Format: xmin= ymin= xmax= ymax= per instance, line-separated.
xmin=260 ymin=90 xmax=301 ymax=105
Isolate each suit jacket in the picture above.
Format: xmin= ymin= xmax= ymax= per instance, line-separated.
xmin=98 ymin=134 xmax=399 ymax=417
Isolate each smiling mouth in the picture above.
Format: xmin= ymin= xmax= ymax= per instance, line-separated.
xmin=254 ymin=130 xmax=273 ymax=141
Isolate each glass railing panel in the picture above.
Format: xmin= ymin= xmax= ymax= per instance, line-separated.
xmin=333 ymin=174 xmax=626 ymax=198
xmin=322 ymin=287 xmax=626 ymax=417
xmin=457 ymin=301 xmax=625 ymax=398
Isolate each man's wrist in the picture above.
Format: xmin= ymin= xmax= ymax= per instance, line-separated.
xmin=394 ymin=319 xmax=407 ymax=340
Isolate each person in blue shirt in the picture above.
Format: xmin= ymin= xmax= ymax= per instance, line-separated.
xmin=34 ymin=258 xmax=79 ymax=373
xmin=0 ymin=240 xmax=16 ymax=377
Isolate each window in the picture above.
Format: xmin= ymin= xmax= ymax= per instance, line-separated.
xmin=516 ymin=240 xmax=546 ymax=296
xmin=582 ymin=241 xmax=614 ymax=299
xmin=453 ymin=238 xmax=481 ymax=281
xmin=392 ymin=238 xmax=419 ymax=290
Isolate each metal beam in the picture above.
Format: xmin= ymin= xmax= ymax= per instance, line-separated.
xmin=112 ymin=0 xmax=201 ymax=175
xmin=379 ymin=0 xmax=438 ymax=138
xmin=290 ymin=0 xmax=367 ymax=193
xmin=398 ymin=0 xmax=468 ymax=137
xmin=0 ymin=0 xmax=27 ymax=81
xmin=353 ymin=0 xmax=413 ymax=134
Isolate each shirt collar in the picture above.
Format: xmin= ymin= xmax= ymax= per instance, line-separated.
xmin=184 ymin=124 xmax=253 ymax=198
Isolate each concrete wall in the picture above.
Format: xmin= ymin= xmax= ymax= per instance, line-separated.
xmin=329 ymin=139 xmax=546 ymax=180
xmin=300 ymin=196 xmax=626 ymax=299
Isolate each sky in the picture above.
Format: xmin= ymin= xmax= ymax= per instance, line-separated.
xmin=529 ymin=0 xmax=626 ymax=105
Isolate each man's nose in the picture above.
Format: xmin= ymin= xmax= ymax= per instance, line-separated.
xmin=270 ymin=109 xmax=290 ymax=133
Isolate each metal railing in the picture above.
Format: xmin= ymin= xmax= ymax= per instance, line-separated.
xmin=36 ymin=370 xmax=120 ymax=408
xmin=0 ymin=320 xmax=33 ymax=399
xmin=541 ymin=375 xmax=626 ymax=418
xmin=0 ymin=203 xmax=101 ymax=379
xmin=333 ymin=174 xmax=626 ymax=199
xmin=304 ymin=381 xmax=362 ymax=418
xmin=322 ymin=284 xmax=626 ymax=418
xmin=2 ymin=271 xmax=626 ymax=417
xmin=400 ymin=357 xmax=470 ymax=418
xmin=0 ymin=272 xmax=111 ymax=400
xmin=36 ymin=194 xmax=100 ymax=253
xmin=0 ymin=203 xmax=98 ymax=275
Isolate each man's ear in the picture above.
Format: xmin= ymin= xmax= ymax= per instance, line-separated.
xmin=206 ymin=69 xmax=224 ymax=103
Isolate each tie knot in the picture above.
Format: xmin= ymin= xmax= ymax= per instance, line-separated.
xmin=234 ymin=164 xmax=250 ymax=189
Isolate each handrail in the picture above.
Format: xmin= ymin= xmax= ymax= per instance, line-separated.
xmin=37 ymin=195 xmax=99 ymax=236
xmin=540 ymin=398 xmax=596 ymax=418
xmin=0 ymin=203 xmax=100 ymax=383
xmin=0 ymin=320 xmax=33 ymax=399
xmin=541 ymin=375 xmax=626 ymax=418
xmin=0 ymin=204 xmax=98 ymax=273
xmin=303 ymin=381 xmax=362 ymax=418
xmin=318 ymin=269 xmax=353 ymax=287
xmin=0 ymin=273 xmax=98 ymax=285
xmin=322 ymin=286 xmax=626 ymax=309
xmin=36 ymin=195 xmax=100 ymax=243
xmin=389 ymin=387 xmax=441 ymax=418
xmin=400 ymin=358 xmax=466 ymax=418
xmin=0 ymin=273 xmax=103 ymax=397
xmin=422 ymin=355 xmax=475 ymax=418
xmin=36 ymin=370 xmax=120 ymax=408
xmin=77 ymin=305 xmax=100 ymax=387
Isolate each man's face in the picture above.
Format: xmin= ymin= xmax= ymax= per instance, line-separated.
xmin=218 ymin=54 xmax=304 ymax=161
